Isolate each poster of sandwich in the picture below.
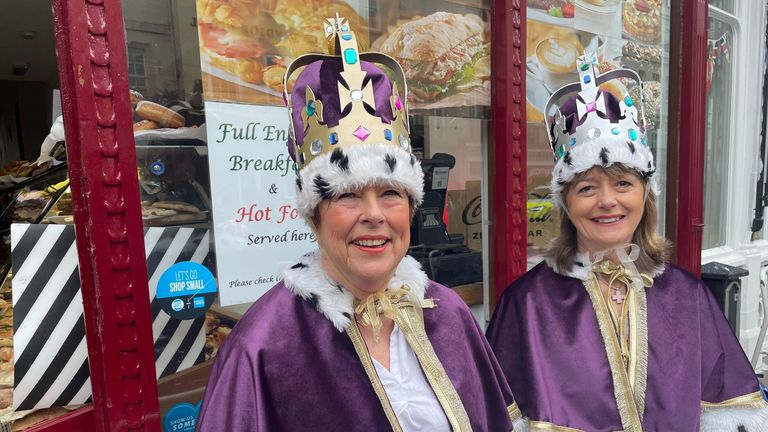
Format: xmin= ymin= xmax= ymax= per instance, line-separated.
xmin=195 ymin=0 xmax=493 ymax=110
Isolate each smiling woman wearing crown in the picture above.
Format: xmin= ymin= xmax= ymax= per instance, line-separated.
xmin=486 ymin=54 xmax=768 ymax=431
xmin=195 ymin=15 xmax=521 ymax=432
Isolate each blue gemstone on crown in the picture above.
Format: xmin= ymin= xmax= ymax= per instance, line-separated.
xmin=342 ymin=33 xmax=352 ymax=41
xmin=569 ymin=137 xmax=577 ymax=146
xmin=611 ymin=127 xmax=620 ymax=135
xmin=342 ymin=25 xmax=349 ymax=31
xmin=344 ymin=48 xmax=358 ymax=64
xmin=557 ymin=145 xmax=565 ymax=159
xmin=642 ymin=137 xmax=647 ymax=146
xmin=625 ymin=96 xmax=634 ymax=107
xmin=384 ymin=129 xmax=393 ymax=141
xmin=583 ymin=75 xmax=591 ymax=84
xmin=306 ymin=100 xmax=316 ymax=116
xmin=330 ymin=132 xmax=338 ymax=145
xmin=628 ymin=129 xmax=638 ymax=140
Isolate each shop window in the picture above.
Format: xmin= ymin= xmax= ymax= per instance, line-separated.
xmin=525 ymin=0 xmax=672 ymax=261
xmin=115 ymin=0 xmax=493 ymax=427
xmin=702 ymin=9 xmax=736 ymax=249
xmin=127 ymin=45 xmax=149 ymax=96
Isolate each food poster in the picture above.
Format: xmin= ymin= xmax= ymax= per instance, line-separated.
xmin=201 ymin=102 xmax=315 ymax=306
xmin=526 ymin=0 xmax=664 ymax=131
xmin=195 ymin=0 xmax=492 ymax=110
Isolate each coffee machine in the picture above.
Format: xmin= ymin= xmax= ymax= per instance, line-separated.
xmin=409 ymin=153 xmax=482 ymax=286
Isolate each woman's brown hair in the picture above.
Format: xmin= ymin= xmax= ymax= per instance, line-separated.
xmin=544 ymin=164 xmax=671 ymax=274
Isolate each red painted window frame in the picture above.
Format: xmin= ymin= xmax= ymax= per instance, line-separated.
xmin=32 ymin=0 xmax=707 ymax=429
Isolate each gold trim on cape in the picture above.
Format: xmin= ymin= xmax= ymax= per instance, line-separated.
xmin=701 ymin=391 xmax=768 ymax=410
xmin=347 ymin=296 xmax=472 ymax=431
xmin=508 ymin=402 xmax=523 ymax=422
xmin=529 ymin=420 xmax=584 ymax=431
xmin=584 ymin=274 xmax=646 ymax=431
xmin=347 ymin=321 xmax=403 ymax=432
xmin=394 ymin=300 xmax=473 ymax=431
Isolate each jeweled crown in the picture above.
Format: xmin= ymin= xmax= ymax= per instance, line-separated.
xmin=283 ymin=14 xmax=411 ymax=170
xmin=545 ymin=52 xmax=649 ymax=161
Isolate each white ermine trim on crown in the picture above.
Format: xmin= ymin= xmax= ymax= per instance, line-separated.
xmin=295 ymin=143 xmax=424 ymax=219
xmin=550 ymin=135 xmax=658 ymax=209
xmin=699 ymin=406 xmax=768 ymax=432
xmin=282 ymin=249 xmax=429 ymax=332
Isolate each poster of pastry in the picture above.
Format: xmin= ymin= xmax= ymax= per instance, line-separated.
xmin=372 ymin=10 xmax=491 ymax=110
xmin=525 ymin=0 xmax=663 ymax=127
xmin=195 ymin=0 xmax=369 ymax=106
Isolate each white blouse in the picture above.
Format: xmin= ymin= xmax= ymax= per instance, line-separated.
xmin=371 ymin=325 xmax=451 ymax=431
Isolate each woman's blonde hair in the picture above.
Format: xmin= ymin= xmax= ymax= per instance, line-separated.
xmin=544 ymin=164 xmax=671 ymax=274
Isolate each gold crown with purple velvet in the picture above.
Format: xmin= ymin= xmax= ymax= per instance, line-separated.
xmin=282 ymin=14 xmax=424 ymax=219
xmin=283 ymin=13 xmax=411 ymax=171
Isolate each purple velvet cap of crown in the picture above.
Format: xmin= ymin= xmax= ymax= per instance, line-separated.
xmin=550 ymin=90 xmax=623 ymax=151
xmin=286 ymin=58 xmax=396 ymax=162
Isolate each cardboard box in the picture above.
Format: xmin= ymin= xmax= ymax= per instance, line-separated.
xmin=446 ymin=189 xmax=467 ymax=237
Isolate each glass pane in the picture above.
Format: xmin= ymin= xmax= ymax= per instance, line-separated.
xmin=525 ymin=0 xmax=671 ymax=260
xmin=702 ymin=15 xmax=734 ymax=249
xmin=121 ymin=0 xmax=494 ymax=427
xmin=709 ymin=0 xmax=734 ymax=13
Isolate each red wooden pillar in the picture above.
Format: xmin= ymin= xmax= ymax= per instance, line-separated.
xmin=51 ymin=0 xmax=160 ymax=430
xmin=490 ymin=0 xmax=528 ymax=301
xmin=668 ymin=0 xmax=709 ymax=276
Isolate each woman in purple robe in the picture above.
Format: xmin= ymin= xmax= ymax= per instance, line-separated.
xmin=487 ymin=53 xmax=768 ymax=431
xmin=195 ymin=15 xmax=521 ymax=432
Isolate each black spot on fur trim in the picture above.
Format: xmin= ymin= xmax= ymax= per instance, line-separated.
xmin=574 ymin=261 xmax=585 ymax=267
xmin=627 ymin=141 xmax=636 ymax=154
xmin=342 ymin=312 xmax=352 ymax=319
xmin=648 ymin=161 xmax=653 ymax=169
xmin=314 ymin=175 xmax=334 ymax=200
xmin=642 ymin=169 xmax=656 ymax=180
xmin=385 ymin=154 xmax=397 ymax=173
xmin=336 ymin=284 xmax=344 ymax=293
xmin=330 ymin=148 xmax=349 ymax=172
xmin=296 ymin=177 xmax=303 ymax=192
xmin=563 ymin=151 xmax=572 ymax=166
xmin=410 ymin=154 xmax=416 ymax=166
xmin=557 ymin=179 xmax=566 ymax=186
xmin=307 ymin=293 xmax=320 ymax=310
xmin=599 ymin=147 xmax=610 ymax=166
xmin=290 ymin=262 xmax=307 ymax=269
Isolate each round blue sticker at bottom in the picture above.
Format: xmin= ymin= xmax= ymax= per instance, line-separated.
xmin=157 ymin=261 xmax=217 ymax=320
xmin=163 ymin=401 xmax=201 ymax=432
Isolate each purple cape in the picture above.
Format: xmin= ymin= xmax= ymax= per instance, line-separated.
xmin=487 ymin=263 xmax=763 ymax=431
xmin=197 ymin=281 xmax=515 ymax=431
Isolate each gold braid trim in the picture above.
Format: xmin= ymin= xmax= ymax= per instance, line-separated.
xmin=701 ymin=392 xmax=768 ymax=410
xmin=584 ymin=275 xmax=643 ymax=431
xmin=529 ymin=420 xmax=583 ymax=431
xmin=508 ymin=402 xmax=523 ymax=422
xmin=629 ymin=280 xmax=649 ymax=419
xmin=346 ymin=322 xmax=403 ymax=432
xmin=395 ymin=301 xmax=472 ymax=431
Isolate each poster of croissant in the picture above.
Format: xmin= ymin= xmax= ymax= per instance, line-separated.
xmin=195 ymin=0 xmax=492 ymax=110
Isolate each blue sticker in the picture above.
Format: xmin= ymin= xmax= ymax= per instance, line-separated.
xmin=163 ymin=401 xmax=201 ymax=432
xmin=157 ymin=262 xmax=217 ymax=320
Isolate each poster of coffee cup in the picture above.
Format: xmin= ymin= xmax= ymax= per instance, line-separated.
xmin=525 ymin=20 xmax=617 ymax=122
xmin=371 ymin=11 xmax=491 ymax=110
xmin=195 ymin=0 xmax=369 ymax=106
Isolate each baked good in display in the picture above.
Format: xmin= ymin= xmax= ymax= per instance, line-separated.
xmin=623 ymin=0 xmax=661 ymax=45
xmin=628 ymin=80 xmax=661 ymax=130
xmin=135 ymin=101 xmax=185 ymax=128
xmin=197 ymin=0 xmax=367 ymax=86
xmin=378 ymin=12 xmax=488 ymax=101
xmin=153 ymin=201 xmax=201 ymax=214
xmin=133 ymin=120 xmax=160 ymax=132
xmin=262 ymin=65 xmax=287 ymax=93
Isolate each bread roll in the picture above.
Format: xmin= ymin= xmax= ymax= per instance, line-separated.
xmin=133 ymin=120 xmax=160 ymax=132
xmin=135 ymin=101 xmax=185 ymax=128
